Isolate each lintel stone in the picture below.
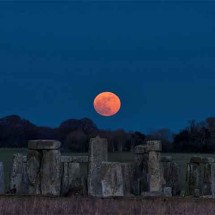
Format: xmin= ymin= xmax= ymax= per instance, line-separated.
xmin=146 ymin=140 xmax=162 ymax=152
xmin=28 ymin=140 xmax=61 ymax=150
xmin=190 ymin=157 xmax=202 ymax=164
xmin=61 ymin=156 xmax=88 ymax=163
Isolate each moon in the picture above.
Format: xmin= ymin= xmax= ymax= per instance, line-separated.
xmin=93 ymin=92 xmax=121 ymax=116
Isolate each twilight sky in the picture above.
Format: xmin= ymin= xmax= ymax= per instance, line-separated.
xmin=0 ymin=2 xmax=215 ymax=133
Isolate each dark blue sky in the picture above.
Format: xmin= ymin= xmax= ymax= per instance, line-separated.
xmin=0 ymin=2 xmax=215 ymax=133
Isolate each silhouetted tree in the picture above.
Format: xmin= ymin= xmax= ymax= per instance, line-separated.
xmin=65 ymin=130 xmax=88 ymax=152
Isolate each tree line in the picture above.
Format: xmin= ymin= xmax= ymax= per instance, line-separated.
xmin=1 ymin=115 xmax=215 ymax=153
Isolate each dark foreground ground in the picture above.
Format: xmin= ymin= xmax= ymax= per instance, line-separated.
xmin=0 ymin=196 xmax=215 ymax=215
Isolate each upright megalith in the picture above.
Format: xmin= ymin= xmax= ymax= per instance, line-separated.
xmin=186 ymin=157 xmax=203 ymax=196
xmin=27 ymin=150 xmax=41 ymax=194
xmin=202 ymin=157 xmax=215 ymax=197
xmin=61 ymin=162 xmax=81 ymax=195
xmin=134 ymin=145 xmax=148 ymax=173
xmin=61 ymin=155 xmax=87 ymax=195
xmin=147 ymin=140 xmax=163 ymax=193
xmin=0 ymin=162 xmax=4 ymax=194
xmin=121 ymin=163 xmax=134 ymax=196
xmin=27 ymin=140 xmax=61 ymax=196
xmin=133 ymin=145 xmax=149 ymax=195
xmin=88 ymin=136 xmax=108 ymax=196
xmin=101 ymin=162 xmax=124 ymax=197
xmin=41 ymin=149 xmax=61 ymax=195
xmin=160 ymin=156 xmax=179 ymax=196
xmin=10 ymin=153 xmax=28 ymax=194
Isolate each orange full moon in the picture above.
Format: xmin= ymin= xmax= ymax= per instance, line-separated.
xmin=93 ymin=92 xmax=121 ymax=116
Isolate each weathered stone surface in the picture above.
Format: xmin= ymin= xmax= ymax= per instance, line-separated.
xmin=170 ymin=162 xmax=179 ymax=195
xmin=194 ymin=188 xmax=200 ymax=197
xmin=121 ymin=163 xmax=134 ymax=196
xmin=88 ymin=136 xmax=108 ymax=197
xmin=10 ymin=153 xmax=28 ymax=194
xmin=23 ymin=156 xmax=27 ymax=162
xmin=0 ymin=162 xmax=4 ymax=194
xmin=101 ymin=162 xmax=124 ymax=197
xmin=161 ymin=159 xmax=171 ymax=187
xmin=202 ymin=162 xmax=215 ymax=196
xmin=132 ymin=167 xmax=148 ymax=195
xmin=133 ymin=144 xmax=149 ymax=195
xmin=68 ymin=163 xmax=80 ymax=180
xmin=134 ymin=145 xmax=148 ymax=171
xmin=187 ymin=162 xmax=203 ymax=195
xmin=190 ymin=157 xmax=202 ymax=164
xmin=81 ymin=177 xmax=88 ymax=195
xmin=41 ymin=150 xmax=61 ymax=196
xmin=27 ymin=150 xmax=41 ymax=195
xmin=61 ymin=163 xmax=87 ymax=195
xmin=163 ymin=186 xmax=172 ymax=197
xmin=202 ymin=157 xmax=214 ymax=163
xmin=22 ymin=162 xmax=29 ymax=194
xmin=28 ymin=140 xmax=61 ymax=150
xmin=161 ymin=159 xmax=179 ymax=196
xmin=61 ymin=156 xmax=88 ymax=163
xmin=134 ymin=145 xmax=148 ymax=154
xmin=148 ymin=151 xmax=163 ymax=192
xmin=146 ymin=140 xmax=162 ymax=152
xmin=61 ymin=162 xmax=69 ymax=194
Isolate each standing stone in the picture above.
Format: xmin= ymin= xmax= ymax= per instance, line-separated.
xmin=61 ymin=162 xmax=69 ymax=194
xmin=194 ymin=189 xmax=200 ymax=198
xmin=68 ymin=163 xmax=80 ymax=190
xmin=188 ymin=163 xmax=201 ymax=194
xmin=0 ymin=162 xmax=4 ymax=194
xmin=10 ymin=153 xmax=28 ymax=194
xmin=27 ymin=140 xmax=62 ymax=196
xmin=202 ymin=157 xmax=215 ymax=197
xmin=187 ymin=157 xmax=203 ymax=196
xmin=160 ymin=156 xmax=172 ymax=188
xmin=160 ymin=156 xmax=179 ymax=196
xmin=88 ymin=136 xmax=108 ymax=197
xmin=61 ymin=162 xmax=81 ymax=195
xmin=169 ymin=162 xmax=179 ymax=195
xmin=147 ymin=140 xmax=163 ymax=192
xmin=22 ymin=162 xmax=29 ymax=194
xmin=133 ymin=145 xmax=149 ymax=195
xmin=101 ymin=162 xmax=124 ymax=197
xmin=121 ymin=163 xmax=134 ymax=196
xmin=148 ymin=151 xmax=162 ymax=192
xmin=27 ymin=150 xmax=41 ymax=195
xmin=163 ymin=186 xmax=172 ymax=197
xmin=41 ymin=150 xmax=61 ymax=195
xmin=134 ymin=145 xmax=148 ymax=176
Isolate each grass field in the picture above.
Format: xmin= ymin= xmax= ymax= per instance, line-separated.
xmin=0 ymin=148 xmax=214 ymax=192
xmin=1 ymin=196 xmax=215 ymax=215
